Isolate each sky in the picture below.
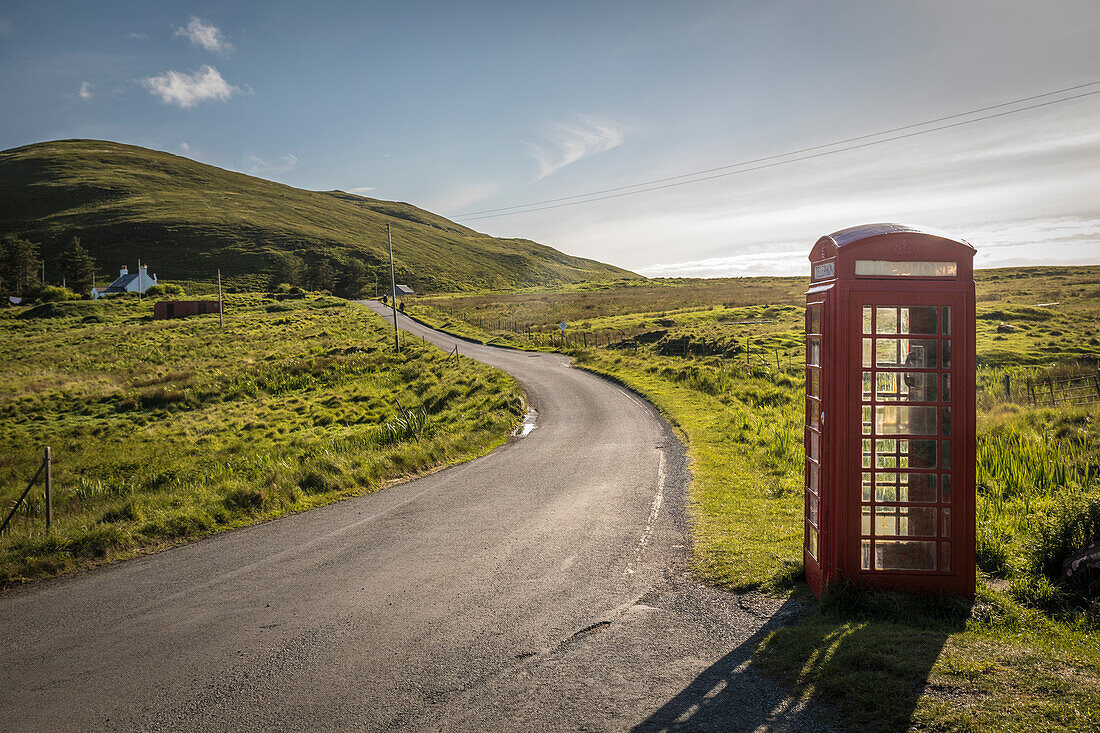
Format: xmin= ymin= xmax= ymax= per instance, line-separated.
xmin=2 ymin=0 xmax=1099 ymax=277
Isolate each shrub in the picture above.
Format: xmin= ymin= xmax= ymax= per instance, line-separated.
xmin=1028 ymin=489 xmax=1100 ymax=581
xmin=145 ymin=283 xmax=185 ymax=297
xmin=38 ymin=285 xmax=80 ymax=302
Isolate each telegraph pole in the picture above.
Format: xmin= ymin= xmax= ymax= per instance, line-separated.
xmin=218 ymin=268 xmax=224 ymax=329
xmin=387 ymin=223 xmax=399 ymax=353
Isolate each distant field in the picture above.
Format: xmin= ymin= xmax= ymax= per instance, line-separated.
xmin=0 ymin=294 xmax=524 ymax=584
xmin=407 ymin=264 xmax=1100 ymax=732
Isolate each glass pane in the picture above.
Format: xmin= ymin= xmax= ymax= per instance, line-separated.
xmin=907 ymin=440 xmax=938 ymax=469
xmin=808 ymin=399 xmax=820 ymax=428
xmin=897 ymin=307 xmax=938 ymax=335
xmin=942 ymin=306 xmax=951 ymax=335
xmin=863 ymin=338 xmax=873 ymax=368
xmin=940 ymin=541 xmax=952 ymax=572
xmin=943 ymin=407 xmax=952 ymax=436
xmin=875 ymin=406 xmax=938 ymax=435
xmin=941 ymin=508 xmax=952 ymax=538
xmin=862 ymin=371 xmax=873 ymax=400
xmin=862 ymin=472 xmax=872 ymax=501
xmin=809 ymin=370 xmax=820 ymax=398
xmin=941 ymin=441 xmax=951 ymax=470
xmin=862 ymin=540 xmax=872 ymax=570
xmin=808 ymin=493 xmax=819 ymax=525
xmin=876 ymin=540 xmax=937 ymax=570
xmin=863 ymin=306 xmax=873 ymax=334
xmin=808 ymin=305 xmax=822 ymax=335
xmin=809 ymin=462 xmax=819 ymax=492
xmin=863 ymin=406 xmax=872 ymax=435
xmin=876 ymin=307 xmax=898 ymax=334
xmin=873 ymin=438 xmax=935 ymax=469
xmin=807 ymin=526 xmax=818 ymax=559
xmin=942 ymin=475 xmax=952 ymax=503
xmin=942 ymin=374 xmax=951 ymax=402
xmin=874 ymin=506 xmax=937 ymax=537
xmin=874 ymin=472 xmax=938 ymax=502
xmin=810 ymin=431 xmax=820 ymax=460
xmin=875 ymin=372 xmax=938 ymax=402
xmin=942 ymin=340 xmax=952 ymax=369
xmin=862 ymin=439 xmax=873 ymax=468
xmin=862 ymin=507 xmax=871 ymax=535
xmin=876 ymin=339 xmax=939 ymax=369
xmin=807 ymin=337 xmax=821 ymax=366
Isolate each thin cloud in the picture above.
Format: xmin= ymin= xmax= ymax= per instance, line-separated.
xmin=246 ymin=153 xmax=298 ymax=175
xmin=349 ymin=186 xmax=377 ymax=195
xmin=78 ymin=82 xmax=93 ymax=100
xmin=525 ymin=114 xmax=627 ymax=180
xmin=142 ymin=66 xmax=240 ymax=108
xmin=174 ymin=17 xmax=232 ymax=56
xmin=128 ymin=32 xmax=149 ymax=40
xmin=178 ymin=141 xmax=190 ymax=153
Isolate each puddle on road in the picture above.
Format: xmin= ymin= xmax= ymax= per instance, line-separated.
xmin=513 ymin=409 xmax=538 ymax=438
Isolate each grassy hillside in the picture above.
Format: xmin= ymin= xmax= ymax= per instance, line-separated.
xmin=0 ymin=139 xmax=636 ymax=293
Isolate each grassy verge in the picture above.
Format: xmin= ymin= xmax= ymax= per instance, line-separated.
xmin=0 ymin=294 xmax=524 ymax=585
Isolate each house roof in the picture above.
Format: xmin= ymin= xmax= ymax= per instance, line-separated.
xmin=108 ymin=273 xmax=139 ymax=289
xmin=393 ymin=284 xmax=414 ymax=295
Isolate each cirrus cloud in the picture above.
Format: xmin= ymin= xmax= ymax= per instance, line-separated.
xmin=525 ymin=114 xmax=628 ymax=180
xmin=142 ymin=65 xmax=240 ymax=108
xmin=174 ymin=17 xmax=232 ymax=56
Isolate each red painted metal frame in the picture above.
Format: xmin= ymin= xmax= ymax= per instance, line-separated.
xmin=805 ymin=226 xmax=976 ymax=598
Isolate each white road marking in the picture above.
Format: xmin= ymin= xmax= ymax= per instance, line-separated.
xmin=624 ymin=450 xmax=666 ymax=577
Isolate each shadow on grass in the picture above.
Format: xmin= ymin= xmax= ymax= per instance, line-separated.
xmin=634 ymin=587 xmax=972 ymax=732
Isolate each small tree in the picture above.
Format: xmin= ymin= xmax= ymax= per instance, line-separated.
xmin=58 ymin=236 xmax=96 ymax=295
xmin=0 ymin=235 xmax=42 ymax=297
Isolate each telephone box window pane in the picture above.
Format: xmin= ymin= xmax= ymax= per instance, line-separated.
xmin=942 ymin=340 xmax=952 ymax=369
xmin=874 ymin=506 xmax=937 ymax=537
xmin=942 ymin=306 xmax=952 ymax=335
xmin=940 ymin=542 xmax=952 ymax=572
xmin=863 ymin=406 xmax=873 ymax=435
xmin=807 ymin=526 xmax=819 ymax=559
xmin=808 ymin=493 xmax=819 ymax=525
xmin=810 ymin=431 xmax=820 ymax=461
xmin=809 ymin=399 xmax=820 ymax=428
xmin=876 ymin=307 xmax=898 ymax=334
xmin=875 ymin=406 xmax=938 ymax=435
xmin=863 ymin=439 xmax=872 ymax=468
xmin=862 ymin=507 xmax=871 ymax=535
xmin=943 ymin=407 xmax=952 ymax=436
xmin=941 ymin=441 xmax=952 ymax=470
xmin=942 ymin=374 xmax=951 ymax=402
xmin=900 ymin=306 xmax=938 ymax=335
xmin=876 ymin=339 xmax=939 ymax=369
xmin=809 ymin=370 xmax=821 ymax=398
xmin=875 ymin=472 xmax=937 ymax=502
xmin=862 ymin=472 xmax=872 ymax=501
xmin=862 ymin=371 xmax=873 ymax=400
xmin=808 ymin=305 xmax=822 ymax=335
xmin=807 ymin=338 xmax=821 ymax=366
xmin=863 ymin=338 xmax=873 ymax=367
xmin=862 ymin=541 xmax=872 ymax=570
xmin=809 ymin=462 xmax=819 ymax=492
xmin=876 ymin=372 xmax=938 ymax=402
xmin=942 ymin=475 xmax=952 ymax=503
xmin=863 ymin=306 xmax=873 ymax=334
xmin=876 ymin=540 xmax=937 ymax=571
xmin=907 ymin=440 xmax=938 ymax=469
xmin=941 ymin=508 xmax=952 ymax=538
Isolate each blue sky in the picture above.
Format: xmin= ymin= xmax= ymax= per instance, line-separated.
xmin=2 ymin=1 xmax=1099 ymax=276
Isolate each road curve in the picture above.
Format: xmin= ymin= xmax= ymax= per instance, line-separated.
xmin=0 ymin=302 xmax=833 ymax=732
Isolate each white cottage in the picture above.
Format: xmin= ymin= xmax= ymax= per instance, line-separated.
xmin=92 ymin=264 xmax=158 ymax=299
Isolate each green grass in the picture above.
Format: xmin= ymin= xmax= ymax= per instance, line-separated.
xmin=412 ymin=265 xmax=1100 ymax=731
xmin=0 ymin=139 xmax=636 ymax=295
xmin=0 ymin=293 xmax=525 ymax=584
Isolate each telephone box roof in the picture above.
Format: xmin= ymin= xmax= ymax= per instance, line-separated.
xmin=820 ymin=223 xmax=975 ymax=251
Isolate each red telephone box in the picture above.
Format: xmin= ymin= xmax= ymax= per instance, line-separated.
xmin=805 ymin=223 xmax=976 ymax=598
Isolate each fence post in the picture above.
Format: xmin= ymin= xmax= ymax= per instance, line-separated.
xmin=1004 ymin=374 xmax=1011 ymax=401
xmin=44 ymin=446 xmax=52 ymax=530
xmin=1095 ymin=368 xmax=1100 ymax=401
xmin=1049 ymin=380 xmax=1056 ymax=406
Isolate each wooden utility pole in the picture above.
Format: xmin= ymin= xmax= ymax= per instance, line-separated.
xmin=218 ymin=269 xmax=224 ymax=328
xmin=387 ymin=223 xmax=400 ymax=353
xmin=137 ymin=259 xmax=143 ymax=299
xmin=44 ymin=447 xmax=52 ymax=530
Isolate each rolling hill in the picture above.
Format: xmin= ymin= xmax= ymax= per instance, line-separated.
xmin=0 ymin=140 xmax=637 ymax=294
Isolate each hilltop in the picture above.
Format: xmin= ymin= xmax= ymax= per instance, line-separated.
xmin=0 ymin=140 xmax=637 ymax=294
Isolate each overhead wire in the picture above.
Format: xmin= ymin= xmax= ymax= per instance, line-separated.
xmin=456 ymin=80 xmax=1100 ymax=222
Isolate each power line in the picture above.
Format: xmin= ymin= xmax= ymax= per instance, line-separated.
xmin=457 ymin=80 xmax=1100 ymax=222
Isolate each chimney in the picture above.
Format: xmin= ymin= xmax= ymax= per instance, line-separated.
xmin=139 ymin=264 xmax=148 ymax=275
xmin=120 ymin=265 xmax=128 ymax=277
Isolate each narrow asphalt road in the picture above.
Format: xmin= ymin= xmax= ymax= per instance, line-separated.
xmin=0 ymin=302 xmax=833 ymax=732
